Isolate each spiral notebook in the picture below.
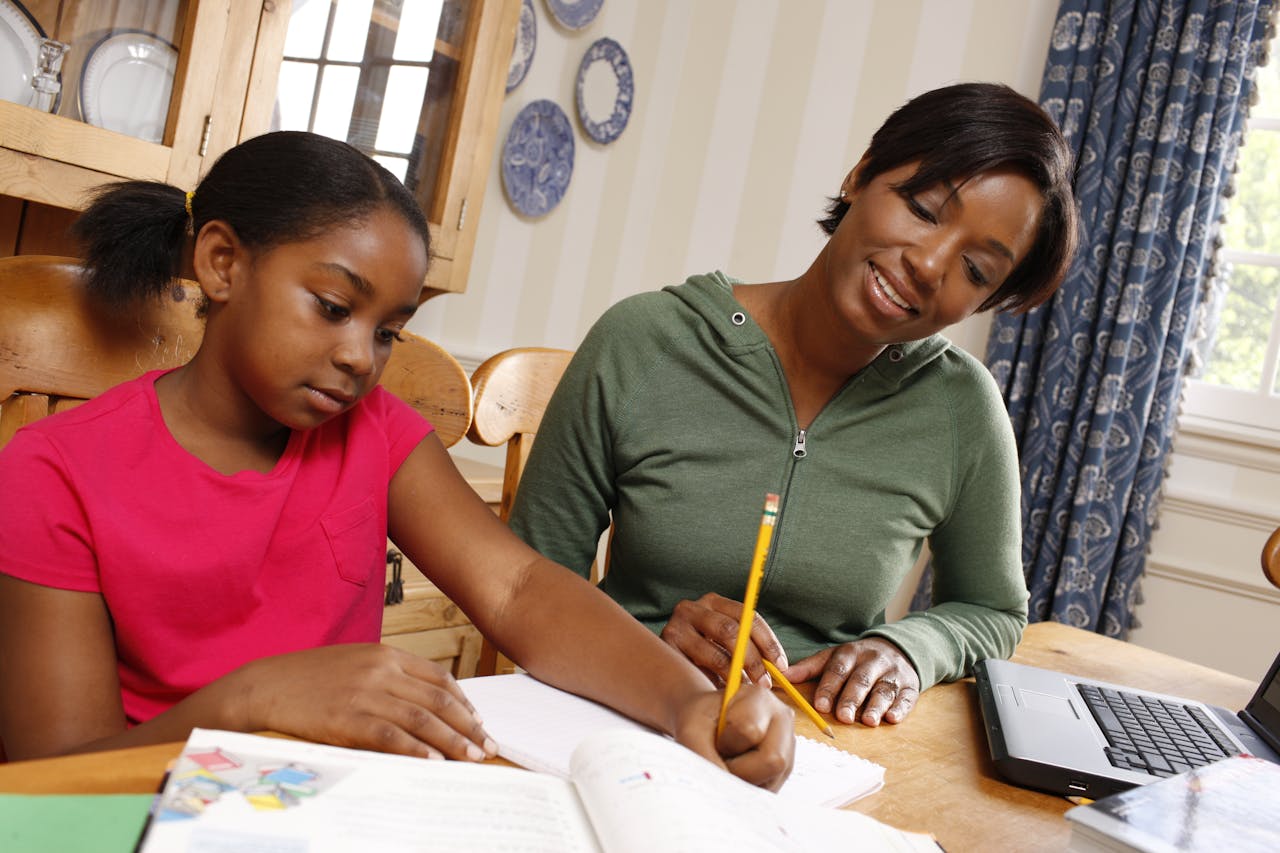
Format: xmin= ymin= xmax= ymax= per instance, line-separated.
xmin=458 ymin=673 xmax=883 ymax=808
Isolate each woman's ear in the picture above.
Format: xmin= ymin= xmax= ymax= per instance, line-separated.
xmin=842 ymin=154 xmax=872 ymax=199
xmin=191 ymin=220 xmax=241 ymax=304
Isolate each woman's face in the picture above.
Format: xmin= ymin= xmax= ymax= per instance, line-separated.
xmin=822 ymin=161 xmax=1042 ymax=346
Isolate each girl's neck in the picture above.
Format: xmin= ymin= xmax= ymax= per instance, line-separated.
xmin=155 ymin=361 xmax=290 ymax=475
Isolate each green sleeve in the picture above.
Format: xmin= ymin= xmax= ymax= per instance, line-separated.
xmin=508 ymin=302 xmax=637 ymax=577
xmin=863 ymin=364 xmax=1029 ymax=689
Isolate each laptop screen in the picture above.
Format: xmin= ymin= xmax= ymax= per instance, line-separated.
xmin=1244 ymin=652 xmax=1280 ymax=751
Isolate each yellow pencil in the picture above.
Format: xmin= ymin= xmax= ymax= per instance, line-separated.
xmin=762 ymin=659 xmax=835 ymax=739
xmin=717 ymin=493 xmax=780 ymax=738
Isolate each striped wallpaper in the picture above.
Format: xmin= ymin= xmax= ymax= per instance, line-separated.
xmin=408 ymin=0 xmax=1060 ymax=365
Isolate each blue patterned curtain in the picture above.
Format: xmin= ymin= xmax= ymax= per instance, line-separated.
xmin=983 ymin=0 xmax=1275 ymax=637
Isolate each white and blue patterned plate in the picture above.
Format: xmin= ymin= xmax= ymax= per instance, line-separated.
xmin=575 ymin=37 xmax=632 ymax=145
xmin=506 ymin=0 xmax=536 ymax=94
xmin=545 ymin=0 xmax=602 ymax=31
xmin=502 ymin=99 xmax=574 ymax=217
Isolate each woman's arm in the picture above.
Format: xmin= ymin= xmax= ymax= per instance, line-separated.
xmin=0 ymin=572 xmax=493 ymax=762
xmin=389 ymin=435 xmax=795 ymax=788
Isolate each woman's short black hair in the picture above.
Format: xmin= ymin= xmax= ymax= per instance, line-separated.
xmin=818 ymin=82 xmax=1078 ymax=313
xmin=72 ymin=131 xmax=430 ymax=305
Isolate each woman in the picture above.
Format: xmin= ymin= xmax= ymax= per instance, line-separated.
xmin=509 ymin=82 xmax=1078 ymax=729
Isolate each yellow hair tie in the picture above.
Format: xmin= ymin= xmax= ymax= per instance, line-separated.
xmin=184 ymin=189 xmax=195 ymax=218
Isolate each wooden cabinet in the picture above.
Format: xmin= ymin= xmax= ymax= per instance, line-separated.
xmin=0 ymin=0 xmax=518 ymax=298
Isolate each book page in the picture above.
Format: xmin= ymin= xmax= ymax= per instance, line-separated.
xmin=461 ymin=673 xmax=883 ymax=806
xmin=569 ymin=729 xmax=937 ymax=853
xmin=138 ymin=729 xmax=601 ymax=853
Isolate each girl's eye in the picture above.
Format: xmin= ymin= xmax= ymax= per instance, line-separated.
xmin=316 ymin=296 xmax=349 ymax=320
xmin=376 ymin=329 xmax=405 ymax=345
xmin=905 ymin=195 xmax=937 ymax=224
xmin=964 ymin=257 xmax=990 ymax=286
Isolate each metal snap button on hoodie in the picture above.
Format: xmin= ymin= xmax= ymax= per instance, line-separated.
xmin=888 ymin=347 xmax=904 ymax=362
xmin=730 ymin=311 xmax=746 ymax=326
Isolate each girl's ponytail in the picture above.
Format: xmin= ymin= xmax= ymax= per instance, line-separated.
xmin=71 ymin=181 xmax=190 ymax=305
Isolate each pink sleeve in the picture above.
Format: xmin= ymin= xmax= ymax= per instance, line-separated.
xmin=366 ymin=386 xmax=435 ymax=473
xmin=0 ymin=430 xmax=100 ymax=592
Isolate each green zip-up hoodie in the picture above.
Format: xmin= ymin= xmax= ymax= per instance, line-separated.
xmin=510 ymin=272 xmax=1028 ymax=689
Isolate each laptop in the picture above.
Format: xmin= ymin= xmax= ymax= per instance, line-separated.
xmin=973 ymin=650 xmax=1280 ymax=799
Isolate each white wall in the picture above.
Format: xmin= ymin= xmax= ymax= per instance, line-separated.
xmin=412 ymin=0 xmax=1280 ymax=683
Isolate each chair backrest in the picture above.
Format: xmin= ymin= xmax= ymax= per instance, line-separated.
xmin=465 ymin=347 xmax=574 ymax=676
xmin=466 ymin=346 xmax=575 ymax=522
xmin=0 ymin=255 xmax=472 ymax=449
xmin=1262 ymin=527 xmax=1280 ymax=590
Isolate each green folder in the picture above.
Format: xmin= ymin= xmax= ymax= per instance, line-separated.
xmin=0 ymin=794 xmax=153 ymax=852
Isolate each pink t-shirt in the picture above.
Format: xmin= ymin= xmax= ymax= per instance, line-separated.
xmin=0 ymin=370 xmax=433 ymax=724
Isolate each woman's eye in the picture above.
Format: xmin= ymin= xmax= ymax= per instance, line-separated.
xmin=964 ymin=257 xmax=990 ymax=286
xmin=906 ymin=195 xmax=937 ymax=224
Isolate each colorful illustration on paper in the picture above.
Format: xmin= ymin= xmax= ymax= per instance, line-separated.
xmin=156 ymin=744 xmax=352 ymax=821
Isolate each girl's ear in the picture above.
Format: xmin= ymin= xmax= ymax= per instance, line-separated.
xmin=191 ymin=220 xmax=242 ymax=304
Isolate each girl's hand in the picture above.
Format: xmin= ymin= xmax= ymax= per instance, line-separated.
xmin=784 ymin=637 xmax=920 ymax=726
xmin=671 ymin=684 xmax=795 ymax=791
xmin=660 ymin=593 xmax=788 ymax=688
xmin=237 ymin=644 xmax=497 ymax=761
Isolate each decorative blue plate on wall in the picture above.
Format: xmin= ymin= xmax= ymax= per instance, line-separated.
xmin=506 ymin=0 xmax=536 ymax=94
xmin=575 ymin=37 xmax=632 ymax=145
xmin=502 ymin=99 xmax=574 ymax=217
xmin=545 ymin=0 xmax=602 ymax=31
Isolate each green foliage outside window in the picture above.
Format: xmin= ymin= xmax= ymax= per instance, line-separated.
xmin=1197 ymin=54 xmax=1280 ymax=393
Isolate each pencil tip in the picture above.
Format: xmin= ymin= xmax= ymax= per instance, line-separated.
xmin=823 ymin=726 xmax=836 ymax=739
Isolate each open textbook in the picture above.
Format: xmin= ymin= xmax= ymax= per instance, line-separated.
xmin=138 ymin=728 xmax=937 ymax=852
xmin=459 ymin=672 xmax=884 ymax=807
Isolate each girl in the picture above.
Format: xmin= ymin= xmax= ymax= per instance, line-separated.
xmin=0 ymin=131 xmax=794 ymax=789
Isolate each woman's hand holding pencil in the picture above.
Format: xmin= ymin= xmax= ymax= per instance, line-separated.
xmin=713 ymin=493 xmax=836 ymax=741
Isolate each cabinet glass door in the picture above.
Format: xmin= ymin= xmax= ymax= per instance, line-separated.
xmin=266 ymin=0 xmax=515 ymax=297
xmin=10 ymin=0 xmax=183 ymax=142
xmin=0 ymin=0 xmax=227 ymax=209
xmin=274 ymin=1 xmax=464 ymax=218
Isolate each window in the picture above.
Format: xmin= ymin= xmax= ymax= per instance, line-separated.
xmin=1185 ymin=42 xmax=1280 ymax=437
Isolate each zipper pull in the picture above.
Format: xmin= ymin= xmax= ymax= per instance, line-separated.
xmin=793 ymin=428 xmax=808 ymax=458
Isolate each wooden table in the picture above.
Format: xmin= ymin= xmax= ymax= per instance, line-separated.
xmin=0 ymin=622 xmax=1255 ymax=852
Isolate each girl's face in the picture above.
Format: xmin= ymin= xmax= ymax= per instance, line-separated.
xmin=822 ymin=161 xmax=1042 ymax=346
xmin=215 ymin=206 xmax=428 ymax=433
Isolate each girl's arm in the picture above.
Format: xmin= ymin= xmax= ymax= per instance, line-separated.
xmin=388 ymin=435 xmax=795 ymax=789
xmin=0 ymin=572 xmax=493 ymax=762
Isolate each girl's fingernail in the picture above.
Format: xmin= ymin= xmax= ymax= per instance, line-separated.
xmin=466 ymin=743 xmax=485 ymax=761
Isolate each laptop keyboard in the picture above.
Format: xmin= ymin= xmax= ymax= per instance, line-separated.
xmin=1075 ymin=683 xmax=1241 ymax=777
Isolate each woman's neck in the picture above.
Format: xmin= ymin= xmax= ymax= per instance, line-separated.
xmin=734 ymin=273 xmax=884 ymax=428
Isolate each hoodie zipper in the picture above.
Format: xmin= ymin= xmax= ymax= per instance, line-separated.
xmin=792 ymin=428 xmax=808 ymax=458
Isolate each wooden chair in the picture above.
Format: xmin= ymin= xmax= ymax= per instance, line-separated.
xmin=0 ymin=254 xmax=481 ymax=676
xmin=1262 ymin=527 xmax=1280 ymax=590
xmin=464 ymin=347 xmax=575 ymax=675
